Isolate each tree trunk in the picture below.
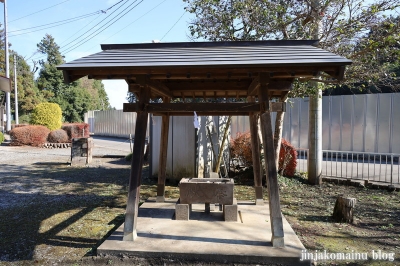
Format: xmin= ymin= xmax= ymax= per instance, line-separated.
xmin=332 ymin=195 xmax=357 ymax=223
xmin=214 ymin=116 xmax=232 ymax=174
xmin=257 ymin=114 xmax=266 ymax=176
xmin=273 ymin=93 xmax=289 ymax=172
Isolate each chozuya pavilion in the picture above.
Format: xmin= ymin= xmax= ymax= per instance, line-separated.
xmin=58 ymin=40 xmax=351 ymax=252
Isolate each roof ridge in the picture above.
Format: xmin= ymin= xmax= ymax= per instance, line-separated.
xmin=101 ymin=40 xmax=319 ymax=51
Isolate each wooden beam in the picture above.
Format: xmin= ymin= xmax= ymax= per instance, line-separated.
xmin=147 ymin=80 xmax=172 ymax=98
xmin=124 ymin=103 xmax=259 ymax=113
xmin=157 ymin=97 xmax=170 ymax=202
xmin=123 ymin=102 xmax=285 ymax=114
xmin=62 ymin=70 xmax=85 ymax=83
xmin=123 ymin=87 xmax=150 ymax=241
xmin=166 ymin=80 xmax=251 ymax=92
xmin=152 ymin=111 xmax=256 ymax=116
xmin=337 ymin=65 xmax=346 ymax=80
xmin=128 ymin=84 xmax=141 ymax=93
xmin=258 ymin=73 xmax=284 ymax=247
xmin=134 ymin=75 xmax=173 ymax=98
xmin=62 ymin=66 xmax=342 ymax=81
xmin=247 ymin=77 xmax=260 ymax=96
xmin=248 ymin=96 xmax=263 ymax=205
xmin=248 ymin=79 xmax=293 ymax=96
xmin=62 ymin=70 xmax=71 ymax=84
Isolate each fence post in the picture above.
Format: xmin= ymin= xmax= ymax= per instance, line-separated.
xmin=390 ymin=154 xmax=393 ymax=185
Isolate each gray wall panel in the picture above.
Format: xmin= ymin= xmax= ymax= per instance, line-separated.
xmin=286 ymin=99 xmax=299 ymax=147
xmin=282 ymin=103 xmax=293 ymax=144
xmin=341 ymin=95 xmax=353 ymax=151
xmin=391 ymin=94 xmax=400 ymax=153
xmin=377 ymin=94 xmax=391 ymax=153
xmin=330 ymin=96 xmax=342 ymax=151
xmin=171 ymin=117 xmax=195 ymax=178
xmin=353 ymin=95 xmax=365 ymax=151
xmin=365 ymin=94 xmax=378 ymax=152
xmin=231 ymin=115 xmax=250 ymax=138
xmin=322 ymin=97 xmax=330 ymax=150
xmin=151 ymin=116 xmax=180 ymax=178
xmin=299 ymin=98 xmax=309 ymax=149
xmin=92 ymin=109 xmax=149 ymax=138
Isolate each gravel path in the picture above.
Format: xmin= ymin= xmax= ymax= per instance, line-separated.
xmin=0 ymin=136 xmax=133 ymax=210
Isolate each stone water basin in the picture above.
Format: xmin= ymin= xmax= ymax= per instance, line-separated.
xmin=179 ymin=178 xmax=234 ymax=205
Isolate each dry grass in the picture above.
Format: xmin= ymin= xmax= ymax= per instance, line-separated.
xmin=0 ymin=158 xmax=399 ymax=266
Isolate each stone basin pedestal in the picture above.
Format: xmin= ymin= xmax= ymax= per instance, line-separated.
xmin=176 ymin=178 xmax=237 ymax=221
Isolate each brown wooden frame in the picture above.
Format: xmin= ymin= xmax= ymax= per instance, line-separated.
xmin=58 ymin=40 xmax=351 ymax=248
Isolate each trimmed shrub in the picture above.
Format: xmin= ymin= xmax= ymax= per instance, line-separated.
xmin=11 ymin=124 xmax=28 ymax=130
xmin=230 ymin=132 xmax=297 ymax=177
xmin=9 ymin=125 xmax=50 ymax=146
xmin=230 ymin=131 xmax=253 ymax=167
xmin=31 ymin=103 xmax=62 ymax=131
xmin=62 ymin=123 xmax=90 ymax=141
xmin=47 ymin=129 xmax=69 ymax=143
xmin=0 ymin=132 xmax=4 ymax=144
xmin=278 ymin=138 xmax=297 ymax=177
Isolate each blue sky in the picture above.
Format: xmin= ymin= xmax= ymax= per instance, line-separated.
xmin=1 ymin=0 xmax=194 ymax=109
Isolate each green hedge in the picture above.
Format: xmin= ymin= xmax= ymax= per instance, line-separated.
xmin=31 ymin=103 xmax=62 ymax=131
xmin=0 ymin=132 xmax=4 ymax=144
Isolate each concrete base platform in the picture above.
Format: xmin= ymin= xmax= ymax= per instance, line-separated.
xmin=98 ymin=198 xmax=310 ymax=265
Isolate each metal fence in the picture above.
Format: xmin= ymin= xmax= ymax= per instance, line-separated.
xmin=84 ymin=93 xmax=400 ymax=184
xmin=231 ymin=93 xmax=400 ymax=154
xmin=296 ymin=149 xmax=400 ymax=185
xmin=84 ymin=109 xmax=149 ymax=138
xmin=231 ymin=93 xmax=400 ymax=185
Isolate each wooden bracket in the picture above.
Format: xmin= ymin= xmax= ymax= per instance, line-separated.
xmin=134 ymin=75 xmax=172 ymax=98
xmin=247 ymin=77 xmax=260 ymax=96
xmin=259 ymin=72 xmax=271 ymax=85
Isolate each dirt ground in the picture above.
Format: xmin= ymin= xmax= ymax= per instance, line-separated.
xmin=0 ymin=145 xmax=399 ymax=266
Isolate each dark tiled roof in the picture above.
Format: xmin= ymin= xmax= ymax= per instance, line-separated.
xmin=58 ymin=40 xmax=351 ymax=70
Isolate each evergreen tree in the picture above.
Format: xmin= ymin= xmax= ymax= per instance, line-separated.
xmin=11 ymin=53 xmax=43 ymax=123
xmin=0 ymin=24 xmax=43 ymax=123
xmin=78 ymin=76 xmax=110 ymax=110
xmin=36 ymin=34 xmax=110 ymax=122
xmin=36 ymin=34 xmax=70 ymax=99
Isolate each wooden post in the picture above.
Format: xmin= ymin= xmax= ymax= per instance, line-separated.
xmin=123 ymin=87 xmax=150 ymax=241
xmin=157 ymin=97 xmax=170 ymax=202
xmin=332 ymin=195 xmax=356 ymax=223
xmin=248 ymin=96 xmax=263 ymax=205
xmin=258 ymin=73 xmax=285 ymax=247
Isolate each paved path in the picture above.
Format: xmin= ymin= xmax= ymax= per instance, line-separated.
xmin=90 ymin=135 xmax=132 ymax=157
xmin=0 ymin=135 xmax=133 ymax=166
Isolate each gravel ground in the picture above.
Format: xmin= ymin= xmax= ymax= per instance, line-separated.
xmin=0 ymin=136 xmax=132 ymax=211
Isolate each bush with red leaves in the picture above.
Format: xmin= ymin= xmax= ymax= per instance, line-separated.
xmin=230 ymin=132 xmax=297 ymax=177
xmin=278 ymin=138 xmax=297 ymax=177
xmin=62 ymin=123 xmax=90 ymax=141
xmin=47 ymin=129 xmax=69 ymax=143
xmin=11 ymin=124 xmax=28 ymax=130
xmin=9 ymin=125 xmax=50 ymax=146
xmin=230 ymin=131 xmax=253 ymax=167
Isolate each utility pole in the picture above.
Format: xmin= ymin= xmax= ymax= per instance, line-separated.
xmin=308 ymin=0 xmax=323 ymax=185
xmin=14 ymin=54 xmax=18 ymax=125
xmin=1 ymin=0 xmax=11 ymax=131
